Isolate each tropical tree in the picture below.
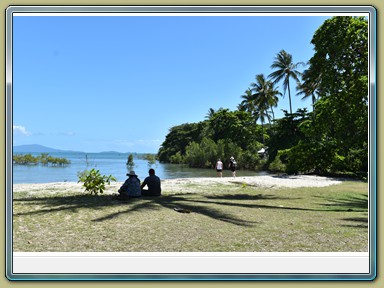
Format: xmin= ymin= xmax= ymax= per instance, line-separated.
xmin=157 ymin=121 xmax=206 ymax=162
xmin=253 ymin=106 xmax=269 ymax=145
xmin=283 ymin=16 xmax=369 ymax=175
xmin=307 ymin=16 xmax=369 ymax=174
xmin=249 ymin=74 xmax=277 ymax=144
xmin=268 ymin=50 xmax=304 ymax=114
xmin=207 ymin=109 xmax=259 ymax=149
xmin=205 ymin=108 xmax=216 ymax=120
xmin=296 ymin=65 xmax=321 ymax=113
xmin=238 ymin=88 xmax=254 ymax=113
xmin=266 ymin=82 xmax=281 ymax=121
xmin=251 ymin=74 xmax=281 ymax=122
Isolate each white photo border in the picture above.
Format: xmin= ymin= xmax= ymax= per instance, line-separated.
xmin=5 ymin=5 xmax=377 ymax=281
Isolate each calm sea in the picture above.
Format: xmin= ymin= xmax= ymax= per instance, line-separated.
xmin=12 ymin=152 xmax=266 ymax=184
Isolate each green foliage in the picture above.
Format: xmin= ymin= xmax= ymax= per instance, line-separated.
xmin=217 ymin=139 xmax=242 ymax=165
xmin=184 ymin=138 xmax=242 ymax=168
xmin=126 ymin=154 xmax=135 ymax=170
xmin=268 ymin=49 xmax=305 ymax=114
xmin=267 ymin=109 xmax=310 ymax=163
xmin=281 ymin=16 xmax=369 ymax=176
xmin=13 ymin=154 xmax=39 ymax=165
xmin=169 ymin=151 xmax=184 ymax=164
xmin=144 ymin=154 xmax=156 ymax=167
xmin=268 ymin=150 xmax=287 ymax=173
xmin=157 ymin=122 xmax=206 ymax=162
xmin=207 ymin=109 xmax=261 ymax=149
xmin=158 ymin=109 xmax=261 ymax=169
xmin=231 ymin=141 xmax=259 ymax=170
xmin=77 ymin=168 xmax=116 ymax=195
xmin=184 ymin=138 xmax=245 ymax=169
xmin=13 ymin=153 xmax=70 ymax=166
xmin=185 ymin=138 xmax=218 ymax=168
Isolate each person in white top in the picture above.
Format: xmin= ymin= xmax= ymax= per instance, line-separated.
xmin=215 ymin=158 xmax=223 ymax=177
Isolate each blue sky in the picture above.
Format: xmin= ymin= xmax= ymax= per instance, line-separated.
xmin=13 ymin=14 xmax=329 ymax=153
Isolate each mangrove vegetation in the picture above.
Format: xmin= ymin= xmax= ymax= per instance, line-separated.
xmin=13 ymin=153 xmax=71 ymax=166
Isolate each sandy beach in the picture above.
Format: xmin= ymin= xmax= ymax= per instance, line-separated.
xmin=12 ymin=175 xmax=343 ymax=194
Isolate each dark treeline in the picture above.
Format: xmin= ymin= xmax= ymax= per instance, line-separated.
xmin=157 ymin=17 xmax=368 ymax=178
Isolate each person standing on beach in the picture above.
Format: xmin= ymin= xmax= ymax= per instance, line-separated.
xmin=141 ymin=168 xmax=161 ymax=197
xmin=117 ymin=171 xmax=141 ymax=200
xmin=228 ymin=156 xmax=237 ymax=177
xmin=215 ymin=158 xmax=223 ymax=177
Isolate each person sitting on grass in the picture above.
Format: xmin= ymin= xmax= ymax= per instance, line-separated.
xmin=117 ymin=171 xmax=141 ymax=200
xmin=141 ymin=168 xmax=161 ymax=197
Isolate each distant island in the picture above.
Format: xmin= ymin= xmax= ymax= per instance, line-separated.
xmin=13 ymin=144 xmax=79 ymax=153
xmin=12 ymin=144 xmax=155 ymax=156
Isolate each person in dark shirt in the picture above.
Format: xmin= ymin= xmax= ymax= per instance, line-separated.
xmin=140 ymin=168 xmax=161 ymax=196
xmin=117 ymin=170 xmax=141 ymax=200
xmin=228 ymin=156 xmax=237 ymax=177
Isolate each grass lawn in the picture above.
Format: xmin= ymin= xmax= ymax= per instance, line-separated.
xmin=12 ymin=180 xmax=368 ymax=252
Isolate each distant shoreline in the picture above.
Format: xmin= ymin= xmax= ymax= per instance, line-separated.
xmin=12 ymin=175 xmax=345 ymax=194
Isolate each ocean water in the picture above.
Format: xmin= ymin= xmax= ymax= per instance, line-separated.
xmin=12 ymin=152 xmax=265 ymax=184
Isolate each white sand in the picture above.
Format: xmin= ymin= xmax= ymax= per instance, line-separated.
xmin=12 ymin=175 xmax=342 ymax=194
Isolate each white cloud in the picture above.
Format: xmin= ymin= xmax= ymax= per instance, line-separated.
xmin=13 ymin=125 xmax=31 ymax=136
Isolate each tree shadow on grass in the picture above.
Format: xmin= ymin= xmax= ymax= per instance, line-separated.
xmin=314 ymin=194 xmax=368 ymax=212
xmin=91 ymin=195 xmax=259 ymax=226
xmin=13 ymin=193 xmax=260 ymax=227
xmin=205 ymin=193 xmax=300 ymax=201
xmin=15 ymin=190 xmax=366 ymax=227
xmin=13 ymin=194 xmax=119 ymax=215
xmin=13 ymin=189 xmax=313 ymax=227
xmin=339 ymin=217 xmax=368 ymax=229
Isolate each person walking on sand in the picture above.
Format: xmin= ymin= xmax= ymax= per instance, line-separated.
xmin=215 ymin=158 xmax=223 ymax=177
xmin=117 ymin=171 xmax=141 ymax=200
xmin=228 ymin=156 xmax=237 ymax=177
xmin=141 ymin=168 xmax=161 ymax=197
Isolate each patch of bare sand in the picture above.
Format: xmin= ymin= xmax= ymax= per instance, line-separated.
xmin=161 ymin=175 xmax=342 ymax=192
xmin=12 ymin=175 xmax=342 ymax=195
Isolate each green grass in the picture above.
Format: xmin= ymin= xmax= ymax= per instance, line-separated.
xmin=12 ymin=181 xmax=368 ymax=252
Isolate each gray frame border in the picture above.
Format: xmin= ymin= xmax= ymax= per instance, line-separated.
xmin=5 ymin=5 xmax=377 ymax=281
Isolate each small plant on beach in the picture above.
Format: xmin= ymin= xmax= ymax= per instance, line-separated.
xmin=77 ymin=168 xmax=116 ymax=195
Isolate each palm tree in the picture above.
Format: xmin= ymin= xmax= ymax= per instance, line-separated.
xmin=266 ymin=81 xmax=281 ymax=122
xmin=250 ymin=74 xmax=277 ymax=144
xmin=253 ymin=106 xmax=270 ymax=145
xmin=239 ymin=88 xmax=255 ymax=113
xmin=205 ymin=108 xmax=216 ymax=120
xmin=250 ymin=74 xmax=281 ymax=122
xmin=268 ymin=50 xmax=304 ymax=114
xmin=296 ymin=66 xmax=321 ymax=113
